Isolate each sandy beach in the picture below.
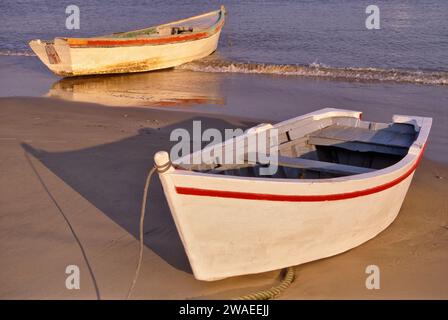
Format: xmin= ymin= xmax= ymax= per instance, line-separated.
xmin=2 ymin=0 xmax=448 ymax=305
xmin=1 ymin=95 xmax=447 ymax=299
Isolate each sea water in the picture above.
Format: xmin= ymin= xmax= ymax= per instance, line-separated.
xmin=1 ymin=0 xmax=447 ymax=85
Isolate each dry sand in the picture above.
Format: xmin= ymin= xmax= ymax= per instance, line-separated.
xmin=0 ymin=97 xmax=447 ymax=299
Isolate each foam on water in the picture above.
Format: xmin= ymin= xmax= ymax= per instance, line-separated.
xmin=177 ymin=59 xmax=448 ymax=86
xmin=0 ymin=50 xmax=35 ymax=57
xmin=2 ymin=46 xmax=445 ymax=86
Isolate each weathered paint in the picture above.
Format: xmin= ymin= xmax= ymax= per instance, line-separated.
xmin=67 ymin=57 xmax=164 ymax=76
xmin=44 ymin=44 xmax=61 ymax=64
xmin=29 ymin=7 xmax=225 ymax=76
xmin=67 ymin=31 xmax=210 ymax=47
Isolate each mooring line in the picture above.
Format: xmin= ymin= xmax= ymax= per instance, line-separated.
xmin=126 ymin=161 xmax=171 ymax=299
xmin=235 ymin=267 xmax=295 ymax=300
xmin=127 ymin=159 xmax=294 ymax=300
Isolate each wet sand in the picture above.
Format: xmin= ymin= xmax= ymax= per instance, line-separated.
xmin=2 ymin=55 xmax=448 ymax=162
xmin=1 ymin=97 xmax=447 ymax=299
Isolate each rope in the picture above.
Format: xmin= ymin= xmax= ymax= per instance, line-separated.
xmin=126 ymin=158 xmax=295 ymax=300
xmin=235 ymin=267 xmax=295 ymax=300
xmin=126 ymin=160 xmax=171 ymax=299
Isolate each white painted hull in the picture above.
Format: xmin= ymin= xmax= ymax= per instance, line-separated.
xmin=161 ymin=166 xmax=414 ymax=281
xmin=29 ymin=7 xmax=225 ymax=76
xmin=155 ymin=109 xmax=432 ymax=281
xmin=29 ymin=32 xmax=221 ymax=76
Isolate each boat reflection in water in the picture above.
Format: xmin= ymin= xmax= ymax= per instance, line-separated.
xmin=47 ymin=69 xmax=225 ymax=108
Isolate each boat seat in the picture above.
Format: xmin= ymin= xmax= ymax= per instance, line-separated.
xmin=308 ymin=124 xmax=415 ymax=156
xmin=271 ymin=155 xmax=375 ymax=176
xmin=180 ymin=153 xmax=374 ymax=177
xmin=244 ymin=153 xmax=375 ymax=176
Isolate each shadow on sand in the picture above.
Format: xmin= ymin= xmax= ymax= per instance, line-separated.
xmin=21 ymin=117 xmax=253 ymax=275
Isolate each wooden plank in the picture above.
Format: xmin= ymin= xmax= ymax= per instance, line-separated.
xmin=246 ymin=153 xmax=375 ymax=176
xmin=273 ymin=156 xmax=375 ymax=176
xmin=180 ymin=152 xmax=374 ymax=176
xmin=287 ymin=118 xmax=333 ymax=141
xmin=309 ymin=124 xmax=415 ymax=148
xmin=278 ymin=137 xmax=310 ymax=156
xmin=308 ymin=136 xmax=408 ymax=156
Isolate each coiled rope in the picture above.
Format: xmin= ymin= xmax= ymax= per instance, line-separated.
xmin=235 ymin=267 xmax=295 ymax=300
xmin=126 ymin=159 xmax=295 ymax=300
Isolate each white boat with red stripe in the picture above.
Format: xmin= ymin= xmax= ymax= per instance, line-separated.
xmin=29 ymin=6 xmax=226 ymax=76
xmin=154 ymin=108 xmax=432 ymax=281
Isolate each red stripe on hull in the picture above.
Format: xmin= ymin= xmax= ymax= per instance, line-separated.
xmin=69 ymin=32 xmax=210 ymax=48
xmin=175 ymin=145 xmax=426 ymax=202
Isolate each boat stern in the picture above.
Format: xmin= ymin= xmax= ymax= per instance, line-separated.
xmin=393 ymin=114 xmax=432 ymax=153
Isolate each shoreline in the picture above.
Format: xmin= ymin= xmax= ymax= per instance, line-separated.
xmin=3 ymin=55 xmax=448 ymax=163
xmin=0 ymin=97 xmax=447 ymax=299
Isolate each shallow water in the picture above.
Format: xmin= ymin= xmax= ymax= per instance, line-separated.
xmin=1 ymin=0 xmax=447 ymax=84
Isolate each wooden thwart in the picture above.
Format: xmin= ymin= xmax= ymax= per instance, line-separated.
xmin=180 ymin=154 xmax=376 ymax=176
xmin=273 ymin=156 xmax=375 ymax=175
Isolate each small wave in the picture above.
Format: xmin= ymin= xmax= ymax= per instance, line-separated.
xmin=0 ymin=50 xmax=36 ymax=57
xmin=177 ymin=59 xmax=448 ymax=86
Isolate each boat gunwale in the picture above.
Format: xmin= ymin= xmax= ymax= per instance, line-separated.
xmin=170 ymin=144 xmax=420 ymax=185
xmin=173 ymin=143 xmax=425 ymax=202
xmin=167 ymin=109 xmax=431 ymax=190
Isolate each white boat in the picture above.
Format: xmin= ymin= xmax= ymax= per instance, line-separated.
xmin=29 ymin=6 xmax=226 ymax=76
xmin=154 ymin=108 xmax=432 ymax=281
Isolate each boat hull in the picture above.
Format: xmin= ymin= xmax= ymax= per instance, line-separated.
xmin=158 ymin=158 xmax=418 ymax=281
xmin=29 ymin=31 xmax=221 ymax=77
xmin=29 ymin=7 xmax=225 ymax=76
xmin=155 ymin=109 xmax=431 ymax=281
